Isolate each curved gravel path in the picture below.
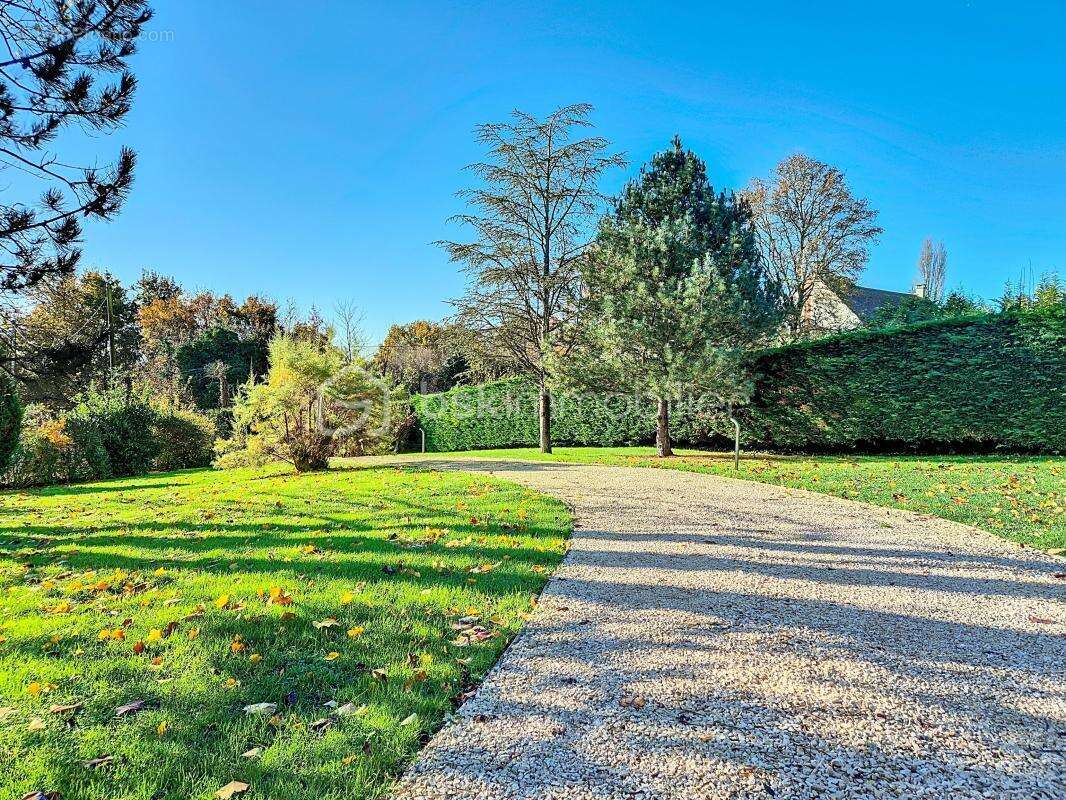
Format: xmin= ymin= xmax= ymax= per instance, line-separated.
xmin=389 ymin=459 xmax=1065 ymax=800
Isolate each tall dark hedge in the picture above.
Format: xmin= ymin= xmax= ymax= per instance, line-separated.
xmin=413 ymin=378 xmax=663 ymax=451
xmin=740 ymin=309 xmax=1065 ymax=452
xmin=0 ymin=373 xmax=22 ymax=472
xmin=413 ymin=310 xmax=1065 ymax=454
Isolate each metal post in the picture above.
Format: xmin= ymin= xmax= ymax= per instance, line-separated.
xmin=420 ymin=427 xmax=426 ymax=454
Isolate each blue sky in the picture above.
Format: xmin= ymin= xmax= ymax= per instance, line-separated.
xmin=72 ymin=1 xmax=1065 ymax=344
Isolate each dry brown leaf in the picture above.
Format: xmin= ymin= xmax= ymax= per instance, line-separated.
xmin=48 ymin=703 xmax=82 ymax=715
xmin=215 ymin=781 xmax=249 ymax=800
xmin=115 ymin=700 xmax=147 ymax=717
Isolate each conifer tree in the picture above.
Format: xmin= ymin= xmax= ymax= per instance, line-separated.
xmin=442 ymin=104 xmax=623 ymax=453
xmin=568 ymin=137 xmax=781 ymax=456
xmin=0 ymin=1 xmax=152 ymax=300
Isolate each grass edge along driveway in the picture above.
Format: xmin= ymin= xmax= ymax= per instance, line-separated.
xmin=0 ymin=464 xmax=571 ymax=800
xmin=385 ymin=448 xmax=1065 ymax=552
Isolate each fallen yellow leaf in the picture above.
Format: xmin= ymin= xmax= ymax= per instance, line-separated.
xmin=215 ymin=781 xmax=249 ymax=799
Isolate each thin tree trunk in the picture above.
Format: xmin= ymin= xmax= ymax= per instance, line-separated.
xmin=656 ymin=396 xmax=672 ymax=457
xmin=539 ymin=381 xmax=552 ymax=454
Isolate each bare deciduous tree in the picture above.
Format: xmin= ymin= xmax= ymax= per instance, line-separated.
xmin=744 ymin=154 xmax=882 ymax=340
xmin=916 ymin=238 xmax=947 ymax=302
xmin=440 ymin=104 xmax=623 ymax=452
xmin=332 ymin=299 xmax=366 ymax=363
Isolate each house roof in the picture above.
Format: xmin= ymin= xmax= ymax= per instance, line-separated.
xmin=841 ymin=285 xmax=913 ymax=321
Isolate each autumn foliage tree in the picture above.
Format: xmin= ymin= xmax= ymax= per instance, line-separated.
xmin=137 ymin=285 xmax=277 ymax=408
xmin=370 ymin=320 xmax=467 ymax=394
xmin=11 ymin=270 xmax=137 ymax=404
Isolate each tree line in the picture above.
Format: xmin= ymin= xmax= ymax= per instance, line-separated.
xmin=437 ymin=104 xmax=1033 ymax=456
xmin=0 ymin=21 xmax=1059 ymax=482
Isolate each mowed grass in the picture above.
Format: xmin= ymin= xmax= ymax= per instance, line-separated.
xmin=408 ymin=448 xmax=1065 ymax=550
xmin=0 ymin=465 xmax=570 ymax=800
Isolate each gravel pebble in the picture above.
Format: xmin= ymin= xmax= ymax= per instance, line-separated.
xmin=389 ymin=459 xmax=1065 ymax=800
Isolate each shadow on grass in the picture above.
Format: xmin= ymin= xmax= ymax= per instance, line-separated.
xmin=390 ymin=464 xmax=1063 ymax=796
xmin=1 ymin=464 xmax=569 ymax=800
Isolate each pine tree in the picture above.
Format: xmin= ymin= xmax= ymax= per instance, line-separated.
xmin=0 ymin=1 xmax=152 ymax=393
xmin=567 ymin=137 xmax=781 ymax=456
xmin=0 ymin=1 xmax=152 ymax=300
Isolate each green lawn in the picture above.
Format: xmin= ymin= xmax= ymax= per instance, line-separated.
xmin=401 ymin=448 xmax=1065 ymax=551
xmin=0 ymin=465 xmax=570 ymax=800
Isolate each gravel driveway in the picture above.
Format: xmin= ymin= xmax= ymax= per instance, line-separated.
xmin=389 ymin=459 xmax=1064 ymax=800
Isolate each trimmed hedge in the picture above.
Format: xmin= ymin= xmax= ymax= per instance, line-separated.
xmin=739 ymin=309 xmax=1065 ymax=452
xmin=413 ymin=378 xmax=661 ymax=451
xmin=413 ymin=309 xmax=1065 ymax=454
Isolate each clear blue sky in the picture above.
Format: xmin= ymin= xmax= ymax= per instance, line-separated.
xmin=75 ymin=0 xmax=1065 ymax=344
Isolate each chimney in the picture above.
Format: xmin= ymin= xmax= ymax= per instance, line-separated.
xmin=914 ymin=283 xmax=926 ymax=299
